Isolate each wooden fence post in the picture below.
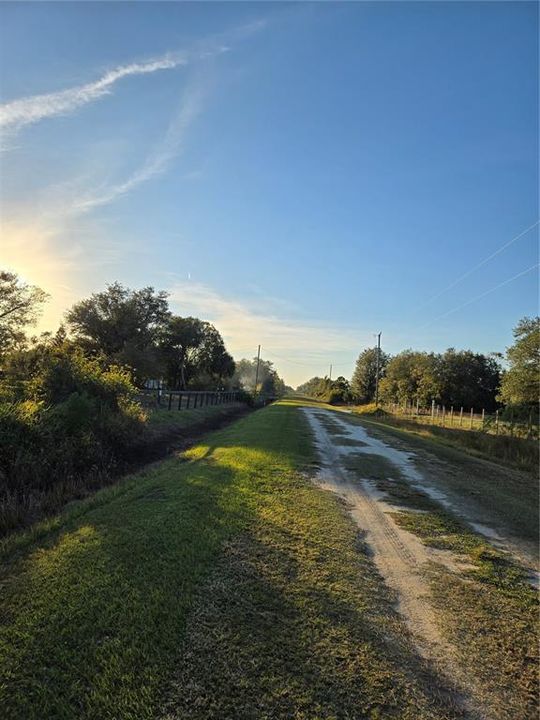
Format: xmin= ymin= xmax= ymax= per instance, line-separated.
xmin=450 ymin=406 xmax=454 ymax=426
xmin=177 ymin=393 xmax=182 ymax=410
xmin=442 ymin=406 xmax=446 ymax=426
xmin=186 ymin=394 xmax=191 ymax=409
xmin=481 ymin=408 xmax=485 ymax=430
xmin=470 ymin=408 xmax=474 ymax=429
xmin=459 ymin=407 xmax=463 ymax=427
xmin=495 ymin=409 xmax=499 ymax=435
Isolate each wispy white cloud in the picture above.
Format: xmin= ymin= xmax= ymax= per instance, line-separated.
xmin=0 ymin=17 xmax=268 ymax=144
xmin=71 ymin=82 xmax=205 ymax=213
xmin=168 ymin=281 xmax=370 ymax=385
xmin=0 ymin=52 xmax=189 ymax=141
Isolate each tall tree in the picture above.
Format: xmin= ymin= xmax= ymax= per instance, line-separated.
xmin=232 ymin=357 xmax=285 ymax=396
xmin=498 ymin=316 xmax=539 ymax=407
xmin=65 ymin=283 xmax=169 ymax=382
xmin=379 ymin=351 xmax=440 ymax=407
xmin=159 ymin=316 xmax=234 ymax=389
xmin=296 ymin=375 xmax=351 ymax=404
xmin=0 ymin=271 xmax=48 ymax=355
xmin=438 ymin=348 xmax=500 ymax=411
xmin=351 ymin=347 xmax=389 ymax=403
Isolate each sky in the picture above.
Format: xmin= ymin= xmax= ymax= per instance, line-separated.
xmin=0 ymin=1 xmax=538 ymax=387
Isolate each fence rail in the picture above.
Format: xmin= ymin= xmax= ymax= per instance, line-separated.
xmin=384 ymin=402 xmax=538 ymax=440
xmin=139 ymin=389 xmax=243 ymax=411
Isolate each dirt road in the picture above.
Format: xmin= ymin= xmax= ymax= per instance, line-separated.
xmin=303 ymin=406 xmax=538 ymax=720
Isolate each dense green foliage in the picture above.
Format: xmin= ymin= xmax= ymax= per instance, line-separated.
xmin=380 ymin=348 xmax=501 ymax=410
xmin=0 ymin=341 xmax=146 ymax=531
xmin=351 ymin=347 xmax=389 ymax=403
xmin=63 ymin=283 xmax=236 ymax=390
xmin=300 ymin=317 xmax=536 ymax=414
xmin=159 ymin=316 xmax=234 ymax=390
xmin=296 ymin=375 xmax=351 ymax=404
xmin=0 ymin=276 xmax=244 ymax=533
xmin=378 ymin=350 xmax=439 ymax=406
xmin=498 ymin=316 xmax=539 ymax=407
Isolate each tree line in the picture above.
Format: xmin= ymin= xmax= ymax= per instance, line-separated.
xmin=0 ymin=273 xmax=286 ymax=396
xmin=297 ymin=317 xmax=539 ymax=415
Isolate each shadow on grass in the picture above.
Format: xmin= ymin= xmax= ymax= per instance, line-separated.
xmin=162 ymin=525 xmax=465 ymax=720
xmin=0 ymin=403 xmax=465 ymax=720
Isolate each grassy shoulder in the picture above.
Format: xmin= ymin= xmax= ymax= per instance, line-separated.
xmin=1 ymin=401 xmax=461 ymax=720
xmin=146 ymin=401 xmax=246 ymax=429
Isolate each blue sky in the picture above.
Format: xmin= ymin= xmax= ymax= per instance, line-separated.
xmin=1 ymin=1 xmax=538 ymax=386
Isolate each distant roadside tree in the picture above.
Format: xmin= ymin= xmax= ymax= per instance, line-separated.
xmin=159 ymin=316 xmax=235 ymax=390
xmin=379 ymin=351 xmax=440 ymax=407
xmin=351 ymin=347 xmax=389 ymax=403
xmin=0 ymin=271 xmax=48 ymax=356
xmin=379 ymin=348 xmax=500 ymax=410
xmin=65 ymin=283 xmax=170 ymax=383
xmin=498 ymin=317 xmax=539 ymax=407
xmin=296 ymin=376 xmax=326 ymax=396
xmin=232 ymin=357 xmax=285 ymax=396
xmin=296 ymin=375 xmax=351 ymax=404
xmin=438 ymin=348 xmax=500 ymax=411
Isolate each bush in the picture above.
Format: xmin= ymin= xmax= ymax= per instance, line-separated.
xmin=0 ymin=344 xmax=148 ymax=534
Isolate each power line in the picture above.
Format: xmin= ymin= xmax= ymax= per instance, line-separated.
xmin=419 ymin=263 xmax=539 ymax=329
xmin=416 ymin=220 xmax=539 ymax=312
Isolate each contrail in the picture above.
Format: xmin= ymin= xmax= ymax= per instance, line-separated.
xmin=0 ymin=52 xmax=188 ymax=135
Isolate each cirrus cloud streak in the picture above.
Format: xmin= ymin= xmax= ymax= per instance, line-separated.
xmin=0 ymin=52 xmax=189 ymax=140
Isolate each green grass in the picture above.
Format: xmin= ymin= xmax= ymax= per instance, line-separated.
xmin=0 ymin=401 xmax=464 ymax=720
xmin=146 ymin=401 xmax=245 ymax=429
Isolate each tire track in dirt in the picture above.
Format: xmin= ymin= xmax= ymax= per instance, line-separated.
xmin=303 ymin=407 xmax=488 ymax=720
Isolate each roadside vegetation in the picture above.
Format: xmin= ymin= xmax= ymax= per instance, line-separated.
xmin=297 ymin=316 xmax=539 ymax=473
xmin=296 ymin=375 xmax=352 ymax=404
xmin=0 ymin=274 xmax=290 ymax=535
xmin=1 ymin=401 xmax=464 ymax=720
xmin=298 ymin=316 xmax=539 ymax=432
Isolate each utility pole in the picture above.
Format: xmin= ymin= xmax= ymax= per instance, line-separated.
xmin=254 ymin=345 xmax=261 ymax=397
xmin=374 ymin=332 xmax=382 ymax=407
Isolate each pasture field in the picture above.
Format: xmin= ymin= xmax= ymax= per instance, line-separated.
xmin=0 ymin=399 xmax=537 ymax=719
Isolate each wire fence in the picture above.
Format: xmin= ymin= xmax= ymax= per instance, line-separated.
xmin=384 ymin=402 xmax=539 ymax=440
